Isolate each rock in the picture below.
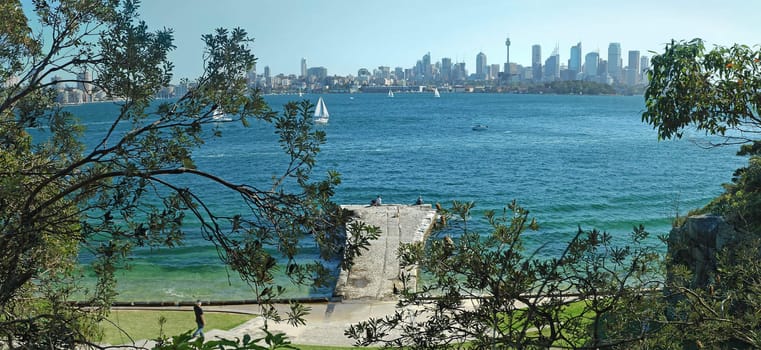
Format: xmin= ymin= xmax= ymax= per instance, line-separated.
xmin=667 ymin=214 xmax=739 ymax=288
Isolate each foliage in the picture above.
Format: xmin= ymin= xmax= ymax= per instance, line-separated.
xmin=0 ymin=0 xmax=377 ymax=347
xmin=502 ymin=80 xmax=617 ymax=95
xmin=643 ymin=38 xmax=761 ymax=144
xmin=661 ymin=235 xmax=761 ymax=349
xmin=535 ymin=80 xmax=616 ymax=95
xmin=347 ymin=201 xmax=665 ymax=349
xmin=704 ymin=155 xmax=761 ymax=235
xmin=643 ymin=38 xmax=761 ymax=349
xmin=153 ymin=328 xmax=297 ymax=350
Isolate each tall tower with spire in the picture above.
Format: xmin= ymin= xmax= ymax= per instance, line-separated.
xmin=504 ymin=37 xmax=511 ymax=83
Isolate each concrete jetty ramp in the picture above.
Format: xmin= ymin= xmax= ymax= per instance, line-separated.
xmin=335 ymin=204 xmax=437 ymax=300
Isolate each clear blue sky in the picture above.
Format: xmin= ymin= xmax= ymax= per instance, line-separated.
xmin=22 ymin=0 xmax=761 ymax=81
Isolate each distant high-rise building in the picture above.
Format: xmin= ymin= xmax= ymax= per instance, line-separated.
xmin=422 ymin=52 xmax=432 ymax=81
xmin=640 ymin=55 xmax=650 ymax=84
xmin=377 ymin=66 xmax=391 ymax=80
xmin=77 ymin=69 xmax=92 ymax=94
xmin=583 ymin=52 xmax=599 ymax=79
xmin=307 ymin=66 xmax=328 ymax=81
xmin=415 ymin=60 xmax=423 ymax=80
xmin=263 ymin=66 xmax=271 ymax=87
xmin=76 ymin=69 xmax=92 ymax=102
xmin=246 ymin=68 xmax=257 ymax=87
xmin=607 ymin=42 xmax=622 ymax=83
xmin=51 ymin=75 xmax=65 ymax=90
xmin=569 ymin=42 xmax=582 ymax=79
xmin=598 ymin=60 xmax=608 ymax=81
xmin=505 ymin=37 xmax=511 ymax=83
xmin=441 ymin=57 xmax=452 ymax=83
xmin=544 ymin=46 xmax=560 ymax=82
xmin=476 ymin=52 xmax=487 ymax=80
xmin=532 ymin=44 xmax=542 ymax=83
xmin=300 ymin=58 xmax=307 ymax=79
xmin=490 ymin=63 xmax=501 ymax=80
xmin=627 ymin=50 xmax=641 ymax=85
xmin=394 ymin=67 xmax=404 ymax=81
xmin=452 ymin=62 xmax=467 ymax=81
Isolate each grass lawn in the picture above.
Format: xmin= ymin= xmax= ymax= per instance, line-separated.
xmin=96 ymin=310 xmax=371 ymax=349
xmin=97 ymin=310 xmax=252 ymax=345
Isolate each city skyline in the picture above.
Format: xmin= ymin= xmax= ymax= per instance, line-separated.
xmin=19 ymin=0 xmax=761 ymax=81
xmin=134 ymin=0 xmax=761 ymax=81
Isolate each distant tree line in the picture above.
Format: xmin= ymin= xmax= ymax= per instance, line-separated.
xmin=517 ymin=80 xmax=618 ymax=95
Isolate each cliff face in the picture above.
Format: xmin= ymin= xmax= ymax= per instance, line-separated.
xmin=667 ymin=214 xmax=740 ymax=288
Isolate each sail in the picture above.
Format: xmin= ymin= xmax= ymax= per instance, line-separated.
xmin=434 ymin=88 xmax=441 ymax=98
xmin=314 ymin=97 xmax=329 ymax=123
xmin=388 ymin=89 xmax=394 ymax=98
xmin=212 ymin=107 xmax=231 ymax=121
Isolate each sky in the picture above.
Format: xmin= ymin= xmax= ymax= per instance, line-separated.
xmin=20 ymin=0 xmax=761 ymax=81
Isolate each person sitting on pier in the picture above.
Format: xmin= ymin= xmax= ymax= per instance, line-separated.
xmin=370 ymin=195 xmax=382 ymax=206
xmin=415 ymin=195 xmax=423 ymax=205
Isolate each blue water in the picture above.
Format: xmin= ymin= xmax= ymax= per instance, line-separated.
xmin=67 ymin=93 xmax=746 ymax=301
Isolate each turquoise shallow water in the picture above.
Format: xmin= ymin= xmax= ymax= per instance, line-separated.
xmin=68 ymin=93 xmax=746 ymax=301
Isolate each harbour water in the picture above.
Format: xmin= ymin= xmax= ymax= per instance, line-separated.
xmin=69 ymin=93 xmax=746 ymax=301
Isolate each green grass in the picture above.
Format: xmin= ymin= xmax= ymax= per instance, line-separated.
xmin=97 ymin=310 xmax=252 ymax=345
xmin=96 ymin=302 xmax=595 ymax=349
xmin=97 ymin=310 xmax=372 ymax=349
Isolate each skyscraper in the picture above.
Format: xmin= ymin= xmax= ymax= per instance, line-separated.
xmin=422 ymin=52 xmax=432 ymax=81
xmin=544 ymin=46 xmax=560 ymax=81
xmin=77 ymin=69 xmax=93 ymax=102
xmin=640 ymin=56 xmax=650 ymax=84
xmin=584 ymin=52 xmax=599 ymax=80
xmin=532 ymin=44 xmax=542 ymax=83
xmin=453 ymin=62 xmax=467 ymax=81
xmin=490 ymin=64 xmax=501 ymax=80
xmin=394 ymin=67 xmax=404 ymax=81
xmin=77 ymin=69 xmax=92 ymax=94
xmin=476 ymin=52 xmax=487 ymax=80
xmin=569 ymin=42 xmax=582 ymax=79
xmin=441 ymin=57 xmax=452 ymax=83
xmin=300 ymin=58 xmax=307 ymax=79
xmin=607 ymin=42 xmax=622 ymax=83
xmin=627 ymin=50 xmax=641 ymax=85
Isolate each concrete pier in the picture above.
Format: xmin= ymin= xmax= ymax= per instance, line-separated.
xmin=334 ymin=204 xmax=437 ymax=300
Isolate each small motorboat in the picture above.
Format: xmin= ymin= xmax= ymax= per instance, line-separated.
xmin=472 ymin=124 xmax=488 ymax=131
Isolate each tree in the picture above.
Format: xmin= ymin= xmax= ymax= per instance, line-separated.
xmin=0 ymin=0 xmax=374 ymax=347
xmin=642 ymin=38 xmax=761 ymax=145
xmin=643 ymin=39 xmax=761 ymax=349
xmin=347 ymin=201 xmax=665 ymax=349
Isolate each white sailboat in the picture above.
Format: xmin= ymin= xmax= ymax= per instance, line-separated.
xmin=388 ymin=89 xmax=394 ymax=98
xmin=434 ymin=88 xmax=441 ymax=98
xmin=313 ymin=97 xmax=329 ymax=124
xmin=212 ymin=107 xmax=231 ymax=121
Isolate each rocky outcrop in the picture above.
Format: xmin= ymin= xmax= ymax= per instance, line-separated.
xmin=667 ymin=214 xmax=740 ymax=288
